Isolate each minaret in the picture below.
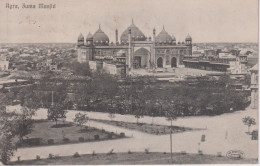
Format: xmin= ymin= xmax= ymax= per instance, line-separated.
xmin=185 ymin=33 xmax=192 ymax=56
xmin=128 ymin=28 xmax=132 ymax=70
xmin=153 ymin=28 xmax=156 ymax=41
xmin=151 ymin=28 xmax=156 ymax=69
xmin=115 ymin=29 xmax=118 ymax=45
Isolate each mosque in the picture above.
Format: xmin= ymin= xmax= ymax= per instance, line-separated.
xmin=77 ymin=19 xmax=192 ymax=74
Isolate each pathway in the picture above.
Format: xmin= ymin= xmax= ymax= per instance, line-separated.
xmin=7 ymin=105 xmax=258 ymax=161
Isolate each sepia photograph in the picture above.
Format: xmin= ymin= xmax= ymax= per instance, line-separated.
xmin=0 ymin=0 xmax=259 ymax=165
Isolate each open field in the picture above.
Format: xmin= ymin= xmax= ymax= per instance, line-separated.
xmin=91 ymin=119 xmax=198 ymax=135
xmin=18 ymin=120 xmax=125 ymax=147
xmin=11 ymin=152 xmax=258 ymax=165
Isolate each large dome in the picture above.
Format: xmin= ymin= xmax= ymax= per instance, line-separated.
xmin=93 ymin=25 xmax=109 ymax=45
xmin=155 ymin=27 xmax=173 ymax=43
xmin=120 ymin=20 xmax=146 ymax=43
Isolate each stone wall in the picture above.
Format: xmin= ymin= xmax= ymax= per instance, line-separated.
xmin=103 ymin=62 xmax=118 ymax=75
xmin=89 ymin=61 xmax=97 ymax=71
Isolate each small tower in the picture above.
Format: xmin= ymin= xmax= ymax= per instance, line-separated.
xmin=86 ymin=32 xmax=94 ymax=61
xmin=128 ymin=28 xmax=132 ymax=44
xmin=185 ymin=34 xmax=192 ymax=45
xmin=153 ymin=28 xmax=156 ymax=42
xmin=77 ymin=33 xmax=84 ymax=47
xmin=128 ymin=28 xmax=132 ymax=69
xmin=185 ymin=34 xmax=192 ymax=56
xmin=86 ymin=32 xmax=93 ymax=46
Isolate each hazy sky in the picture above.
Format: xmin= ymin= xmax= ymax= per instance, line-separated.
xmin=0 ymin=0 xmax=258 ymax=43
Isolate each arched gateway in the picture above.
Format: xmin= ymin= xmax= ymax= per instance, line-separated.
xmin=171 ymin=57 xmax=177 ymax=67
xmin=157 ymin=57 xmax=163 ymax=68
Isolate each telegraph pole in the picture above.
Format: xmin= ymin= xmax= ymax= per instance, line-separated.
xmin=170 ymin=118 xmax=173 ymax=163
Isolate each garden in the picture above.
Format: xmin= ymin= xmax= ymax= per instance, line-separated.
xmin=17 ymin=120 xmax=125 ymax=148
xmin=91 ymin=119 xmax=197 ymax=135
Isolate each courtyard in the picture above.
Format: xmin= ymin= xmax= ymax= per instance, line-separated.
xmin=129 ymin=67 xmax=223 ymax=80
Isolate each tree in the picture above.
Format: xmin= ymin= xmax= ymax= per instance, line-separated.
xmin=242 ymin=116 xmax=256 ymax=133
xmin=48 ymin=103 xmax=67 ymax=125
xmin=163 ymin=99 xmax=179 ymax=164
xmin=0 ymin=104 xmax=18 ymax=164
xmin=69 ymin=62 xmax=92 ymax=77
xmin=0 ymin=134 xmax=17 ymax=164
xmin=74 ymin=113 xmax=88 ymax=129
xmin=14 ymin=107 xmax=34 ymax=142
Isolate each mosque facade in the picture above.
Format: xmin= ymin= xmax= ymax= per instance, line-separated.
xmin=77 ymin=20 xmax=192 ymax=71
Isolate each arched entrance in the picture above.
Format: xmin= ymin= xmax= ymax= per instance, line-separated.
xmin=171 ymin=57 xmax=177 ymax=67
xmin=134 ymin=48 xmax=150 ymax=69
xmin=157 ymin=57 xmax=163 ymax=68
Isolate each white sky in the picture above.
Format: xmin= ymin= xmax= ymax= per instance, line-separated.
xmin=0 ymin=0 xmax=258 ymax=43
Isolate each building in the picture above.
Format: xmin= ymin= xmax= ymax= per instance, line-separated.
xmin=77 ymin=20 xmax=192 ymax=74
xmin=250 ymin=64 xmax=258 ymax=109
xmin=0 ymin=56 xmax=9 ymax=71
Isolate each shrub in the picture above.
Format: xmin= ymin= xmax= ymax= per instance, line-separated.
xmin=92 ymin=150 xmax=96 ymax=156
xmin=120 ymin=132 xmax=125 ymax=137
xmin=51 ymin=123 xmax=73 ymax=128
xmin=73 ymin=152 xmax=80 ymax=158
xmin=107 ymin=149 xmax=114 ymax=155
xmin=94 ymin=135 xmax=99 ymax=140
xmin=78 ymin=137 xmax=84 ymax=142
xmin=63 ymin=138 xmax=70 ymax=143
xmin=128 ymin=150 xmax=132 ymax=154
xmin=163 ymin=152 xmax=167 ymax=154
xmin=36 ymin=155 xmax=40 ymax=160
xmin=107 ymin=134 xmax=112 ymax=139
xmin=217 ymin=152 xmax=222 ymax=157
xmin=48 ymin=139 xmax=54 ymax=145
xmin=48 ymin=153 xmax=54 ymax=159
xmin=198 ymin=150 xmax=203 ymax=155
xmin=180 ymin=151 xmax=187 ymax=155
xmin=24 ymin=138 xmax=41 ymax=146
xmin=145 ymin=148 xmax=149 ymax=154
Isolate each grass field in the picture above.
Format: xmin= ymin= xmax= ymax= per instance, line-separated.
xmin=11 ymin=152 xmax=258 ymax=165
xmin=91 ymin=119 xmax=197 ymax=135
xmin=18 ymin=120 xmax=124 ymax=147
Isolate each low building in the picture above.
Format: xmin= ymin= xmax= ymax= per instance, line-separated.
xmin=250 ymin=64 xmax=258 ymax=109
xmin=228 ymin=60 xmax=247 ymax=74
xmin=0 ymin=60 xmax=9 ymax=71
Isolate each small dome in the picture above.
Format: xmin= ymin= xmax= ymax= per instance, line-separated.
xmin=186 ymin=34 xmax=192 ymax=40
xmin=155 ymin=26 xmax=173 ymax=43
xmin=120 ymin=19 xmax=146 ymax=42
xmin=93 ymin=25 xmax=109 ymax=45
xmin=78 ymin=33 xmax=84 ymax=40
xmin=86 ymin=32 xmax=93 ymax=40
